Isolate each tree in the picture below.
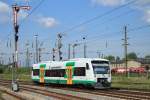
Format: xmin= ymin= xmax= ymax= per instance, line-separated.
xmin=145 ymin=55 xmax=150 ymax=59
xmin=104 ymin=55 xmax=115 ymax=62
xmin=127 ymin=52 xmax=137 ymax=60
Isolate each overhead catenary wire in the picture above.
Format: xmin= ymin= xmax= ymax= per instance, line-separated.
xmin=64 ymin=9 xmax=136 ymax=44
xmin=20 ymin=0 xmax=45 ymax=25
xmin=62 ymin=0 xmax=138 ymax=34
xmin=68 ymin=24 xmax=150 ymax=45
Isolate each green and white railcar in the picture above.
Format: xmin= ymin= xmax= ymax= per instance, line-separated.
xmin=32 ymin=58 xmax=111 ymax=89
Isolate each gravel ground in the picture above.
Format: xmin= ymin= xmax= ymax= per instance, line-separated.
xmin=0 ymin=86 xmax=58 ymax=100
xmin=0 ymin=85 xmax=124 ymax=100
xmin=25 ymin=85 xmax=123 ymax=100
xmin=1 ymin=93 xmax=19 ymax=100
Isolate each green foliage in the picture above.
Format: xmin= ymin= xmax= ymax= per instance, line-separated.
xmin=0 ymin=68 xmax=3 ymax=74
xmin=127 ymin=52 xmax=137 ymax=60
xmin=17 ymin=67 xmax=31 ymax=74
xmin=145 ymin=55 xmax=150 ymax=59
xmin=104 ymin=55 xmax=115 ymax=62
xmin=0 ymin=67 xmax=32 ymax=81
xmin=0 ymin=65 xmax=6 ymax=74
xmin=3 ymin=67 xmax=31 ymax=74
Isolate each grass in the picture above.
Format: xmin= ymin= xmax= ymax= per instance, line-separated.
xmin=0 ymin=67 xmax=32 ymax=82
xmin=112 ymin=74 xmax=150 ymax=90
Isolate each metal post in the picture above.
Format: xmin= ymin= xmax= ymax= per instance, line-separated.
xmin=83 ymin=37 xmax=87 ymax=58
xmin=38 ymin=48 xmax=41 ymax=62
xmin=97 ymin=51 xmax=101 ymax=58
xmin=72 ymin=43 xmax=79 ymax=59
xmin=68 ymin=44 xmax=71 ymax=59
xmin=26 ymin=42 xmax=29 ymax=67
xmin=73 ymin=45 xmax=75 ymax=58
xmin=35 ymin=35 xmax=38 ymax=63
xmin=123 ymin=26 xmax=129 ymax=77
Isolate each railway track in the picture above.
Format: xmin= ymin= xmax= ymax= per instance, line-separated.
xmin=0 ymin=80 xmax=90 ymax=100
xmin=0 ymin=79 xmax=150 ymax=100
xmin=0 ymin=88 xmax=25 ymax=100
xmin=43 ymin=85 xmax=150 ymax=100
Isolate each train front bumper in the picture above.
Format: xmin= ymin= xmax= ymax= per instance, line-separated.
xmin=94 ymin=78 xmax=111 ymax=89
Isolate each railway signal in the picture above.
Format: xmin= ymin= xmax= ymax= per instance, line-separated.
xmin=52 ymin=48 xmax=55 ymax=61
xmin=57 ymin=33 xmax=63 ymax=61
xmin=12 ymin=4 xmax=30 ymax=92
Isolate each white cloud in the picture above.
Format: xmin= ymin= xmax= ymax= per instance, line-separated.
xmin=0 ymin=1 xmax=29 ymax=24
xmin=38 ymin=16 xmax=58 ymax=28
xmin=133 ymin=0 xmax=150 ymax=10
xmin=91 ymin=0 xmax=150 ymax=23
xmin=0 ymin=1 xmax=10 ymax=24
xmin=91 ymin=0 xmax=125 ymax=7
xmin=132 ymin=0 xmax=150 ymax=23
xmin=0 ymin=1 xmax=10 ymax=13
xmin=143 ymin=10 xmax=150 ymax=23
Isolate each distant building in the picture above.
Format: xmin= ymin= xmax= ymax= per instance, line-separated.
xmin=111 ymin=58 xmax=150 ymax=68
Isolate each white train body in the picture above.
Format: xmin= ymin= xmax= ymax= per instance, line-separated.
xmin=32 ymin=58 xmax=111 ymax=88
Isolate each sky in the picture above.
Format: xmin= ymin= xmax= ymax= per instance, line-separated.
xmin=0 ymin=0 xmax=150 ymax=65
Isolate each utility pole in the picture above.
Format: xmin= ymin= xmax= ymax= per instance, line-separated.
xmin=72 ymin=43 xmax=80 ymax=58
xmin=12 ymin=4 xmax=30 ymax=92
xmin=57 ymin=33 xmax=63 ymax=61
xmin=38 ymin=47 xmax=44 ymax=62
xmin=34 ymin=35 xmax=38 ymax=63
xmin=38 ymin=48 xmax=41 ymax=62
xmin=83 ymin=37 xmax=87 ymax=58
xmin=97 ymin=51 xmax=101 ymax=58
xmin=26 ymin=42 xmax=29 ymax=67
xmin=72 ymin=44 xmax=75 ymax=58
xmin=38 ymin=42 xmax=44 ymax=62
xmin=68 ymin=44 xmax=71 ymax=59
xmin=122 ymin=26 xmax=129 ymax=77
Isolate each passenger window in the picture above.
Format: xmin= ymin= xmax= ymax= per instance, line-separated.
xmin=33 ymin=69 xmax=39 ymax=76
xmin=86 ymin=63 xmax=89 ymax=70
xmin=74 ymin=67 xmax=86 ymax=76
xmin=45 ymin=69 xmax=65 ymax=77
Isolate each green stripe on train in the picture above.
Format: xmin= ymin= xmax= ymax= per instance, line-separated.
xmin=64 ymin=62 xmax=75 ymax=78
xmin=66 ymin=62 xmax=75 ymax=66
xmin=40 ymin=64 xmax=46 ymax=68
xmin=32 ymin=78 xmax=95 ymax=85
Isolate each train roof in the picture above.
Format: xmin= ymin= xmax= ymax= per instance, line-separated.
xmin=34 ymin=58 xmax=109 ymax=65
xmin=69 ymin=58 xmax=109 ymax=62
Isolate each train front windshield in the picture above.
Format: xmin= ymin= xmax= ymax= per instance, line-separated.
xmin=92 ymin=61 xmax=110 ymax=74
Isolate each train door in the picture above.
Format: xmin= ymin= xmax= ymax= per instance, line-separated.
xmin=66 ymin=66 xmax=73 ymax=85
xmin=65 ymin=62 xmax=75 ymax=85
xmin=39 ymin=64 xmax=46 ymax=83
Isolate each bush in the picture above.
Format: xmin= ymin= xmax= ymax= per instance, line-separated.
xmin=0 ymin=68 xmax=3 ymax=74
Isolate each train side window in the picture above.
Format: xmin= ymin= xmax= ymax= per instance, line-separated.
xmin=74 ymin=67 xmax=85 ymax=76
xmin=86 ymin=63 xmax=89 ymax=70
xmin=45 ymin=69 xmax=65 ymax=77
xmin=45 ymin=70 xmax=51 ymax=77
xmin=33 ymin=69 xmax=39 ymax=76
